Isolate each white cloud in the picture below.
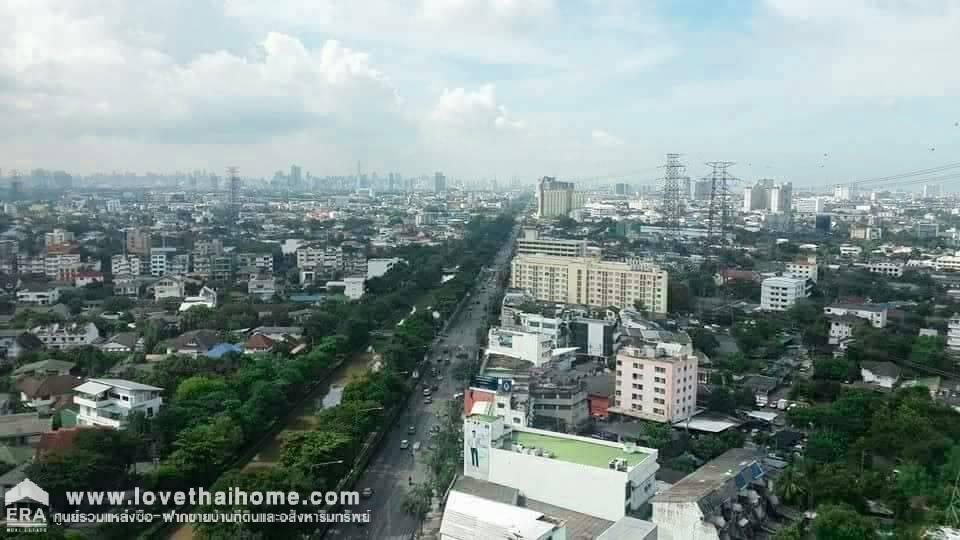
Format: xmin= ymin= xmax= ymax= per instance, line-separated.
xmin=0 ymin=1 xmax=402 ymax=144
xmin=430 ymin=84 xmax=525 ymax=132
xmin=591 ymin=129 xmax=624 ymax=147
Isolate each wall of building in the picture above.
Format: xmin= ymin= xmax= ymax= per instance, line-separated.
xmin=652 ymin=502 xmax=718 ymax=540
xmin=488 ymin=446 xmax=631 ymax=522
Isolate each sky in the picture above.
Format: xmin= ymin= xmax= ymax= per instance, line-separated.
xmin=2 ymin=0 xmax=959 ymax=187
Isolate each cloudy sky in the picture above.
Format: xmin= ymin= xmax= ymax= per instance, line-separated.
xmin=2 ymin=0 xmax=959 ymax=186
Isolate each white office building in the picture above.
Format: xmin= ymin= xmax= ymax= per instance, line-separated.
xmin=486 ymin=328 xmax=555 ymax=368
xmin=794 ymin=197 xmax=825 ymax=214
xmin=760 ymin=277 xmax=808 ymax=311
xmin=366 ymin=257 xmax=403 ymax=279
xmin=74 ymin=378 xmax=163 ymax=429
xmin=463 ymin=413 xmax=659 ymax=522
xmin=948 ymin=314 xmax=960 ymax=354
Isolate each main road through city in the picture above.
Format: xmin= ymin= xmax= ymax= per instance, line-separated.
xmin=326 ymin=224 xmax=518 ymax=540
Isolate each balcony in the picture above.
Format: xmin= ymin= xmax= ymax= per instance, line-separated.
xmin=74 ymin=396 xmax=113 ymax=409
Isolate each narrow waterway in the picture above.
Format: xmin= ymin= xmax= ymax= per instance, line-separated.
xmin=170 ymin=352 xmax=372 ymax=540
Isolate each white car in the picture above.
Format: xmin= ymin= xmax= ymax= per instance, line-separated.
xmin=400 ymin=439 xmax=409 ymax=450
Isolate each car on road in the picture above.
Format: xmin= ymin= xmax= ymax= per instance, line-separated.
xmin=407 ymin=425 xmax=416 ymax=435
xmin=413 ymin=441 xmax=421 ymax=452
xmin=437 ymin=375 xmax=444 ymax=381
xmin=400 ymin=439 xmax=409 ymax=449
xmin=360 ymin=487 xmax=374 ymax=498
xmin=422 ymin=388 xmax=432 ymax=397
xmin=424 ymin=396 xmax=433 ymax=405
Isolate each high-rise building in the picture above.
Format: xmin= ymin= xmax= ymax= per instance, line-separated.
xmin=536 ymin=177 xmax=586 ymax=218
xmin=511 ymin=254 xmax=668 ymax=313
xmin=794 ymin=197 xmax=824 ymax=214
xmin=515 ymin=229 xmax=587 ymax=258
xmin=834 ymin=185 xmax=852 ymax=200
xmin=126 ymin=228 xmax=152 ymax=256
xmin=434 ymin=172 xmax=447 ymax=193
xmin=290 ymin=165 xmax=302 ymax=187
xmin=922 ymin=184 xmax=941 ymax=198
xmin=743 ymin=179 xmax=792 ymax=213
xmin=614 ymin=183 xmax=630 ymax=195
xmin=693 ymin=179 xmax=713 ymax=201
xmin=760 ymin=277 xmax=808 ymax=311
xmin=815 ymin=214 xmax=832 ymax=233
xmin=610 ymin=333 xmax=699 ymax=423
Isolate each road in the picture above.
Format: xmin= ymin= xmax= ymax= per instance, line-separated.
xmin=327 ymin=227 xmax=516 ymax=540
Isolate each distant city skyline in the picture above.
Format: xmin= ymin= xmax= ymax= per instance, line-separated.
xmin=2 ymin=1 xmax=959 ymax=185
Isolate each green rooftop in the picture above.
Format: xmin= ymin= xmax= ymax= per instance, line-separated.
xmin=511 ymin=430 xmax=649 ymax=470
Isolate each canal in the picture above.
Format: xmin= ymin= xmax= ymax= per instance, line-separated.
xmin=170 ymin=352 xmax=373 ymax=539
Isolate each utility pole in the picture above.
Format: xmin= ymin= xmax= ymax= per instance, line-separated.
xmin=660 ymin=153 xmax=687 ymax=234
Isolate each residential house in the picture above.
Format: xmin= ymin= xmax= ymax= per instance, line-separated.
xmin=16 ymin=284 xmax=60 ymax=305
xmin=30 ymin=322 xmax=100 ymax=350
xmin=0 ymin=413 xmax=51 ymax=446
xmin=12 ymin=359 xmax=75 ymax=378
xmin=244 ymin=334 xmax=274 ymax=354
xmin=73 ymin=271 xmax=104 ymax=288
xmin=760 ymin=277 xmax=808 ymax=311
xmin=74 ymin=378 xmax=163 ymax=429
xmin=153 ymin=275 xmax=186 ymax=301
xmin=99 ymin=333 xmax=145 ymax=354
xmin=250 ymin=326 xmax=304 ymax=341
xmin=168 ymin=330 xmax=221 ymax=357
xmin=860 ymin=361 xmax=901 ymax=389
xmin=827 ymin=314 xmax=864 ymax=345
xmin=585 ymin=373 xmax=615 ymax=420
xmin=16 ymin=375 xmax=83 ymax=412
xmin=178 ymin=286 xmax=217 ymax=312
xmin=742 ymin=375 xmax=779 ymax=407
xmin=247 ymin=273 xmax=279 ymax=300
xmin=823 ymin=304 xmax=888 ymax=328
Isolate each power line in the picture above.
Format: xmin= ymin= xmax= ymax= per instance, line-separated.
xmin=660 ymin=154 xmax=687 ymax=233
xmin=705 ymin=162 xmax=737 ymax=243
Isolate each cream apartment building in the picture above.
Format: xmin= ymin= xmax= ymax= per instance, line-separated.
xmin=609 ymin=337 xmax=698 ymax=423
xmin=511 ymin=254 xmax=668 ymax=313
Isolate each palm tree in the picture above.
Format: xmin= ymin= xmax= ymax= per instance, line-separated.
xmin=776 ymin=464 xmax=810 ymax=508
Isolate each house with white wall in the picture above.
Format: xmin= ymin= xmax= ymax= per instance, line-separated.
xmin=73 ymin=378 xmax=163 ymax=429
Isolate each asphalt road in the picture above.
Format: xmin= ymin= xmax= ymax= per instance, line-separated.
xmin=327 ymin=228 xmax=517 ymax=540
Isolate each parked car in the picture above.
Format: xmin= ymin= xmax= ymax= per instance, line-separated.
xmin=423 ymin=388 xmax=432 ymax=397
xmin=424 ymin=396 xmax=433 ymax=405
xmin=407 ymin=425 xmax=416 ymax=435
xmin=400 ymin=440 xmax=409 ymax=450
xmin=360 ymin=488 xmax=374 ymax=498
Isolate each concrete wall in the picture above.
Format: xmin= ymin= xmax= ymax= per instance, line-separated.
xmin=488 ymin=446 xmax=629 ymax=521
xmin=652 ymin=502 xmax=719 ymax=540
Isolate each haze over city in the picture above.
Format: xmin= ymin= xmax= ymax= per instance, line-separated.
xmin=3 ymin=0 xmax=960 ymax=185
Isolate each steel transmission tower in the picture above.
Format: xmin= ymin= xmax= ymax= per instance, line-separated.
xmin=660 ymin=154 xmax=687 ymax=232
xmin=227 ymin=166 xmax=241 ymax=219
xmin=705 ymin=162 xmax=737 ymax=243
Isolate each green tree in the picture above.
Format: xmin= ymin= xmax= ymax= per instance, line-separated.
xmin=279 ymin=430 xmax=353 ymax=482
xmin=402 ymin=483 xmax=433 ymax=524
xmin=174 ymin=375 xmax=229 ymax=401
xmin=812 ymin=504 xmax=876 ymax=540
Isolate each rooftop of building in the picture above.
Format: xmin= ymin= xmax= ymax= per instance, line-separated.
xmin=452 ymin=476 xmax=614 ymax=540
xmin=510 ymin=429 xmax=651 ymax=470
xmin=826 ymin=303 xmax=888 ymax=312
xmin=652 ymin=448 xmax=762 ymax=505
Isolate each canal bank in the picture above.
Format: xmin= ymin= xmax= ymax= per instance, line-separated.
xmin=168 ymin=352 xmax=373 ymax=540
